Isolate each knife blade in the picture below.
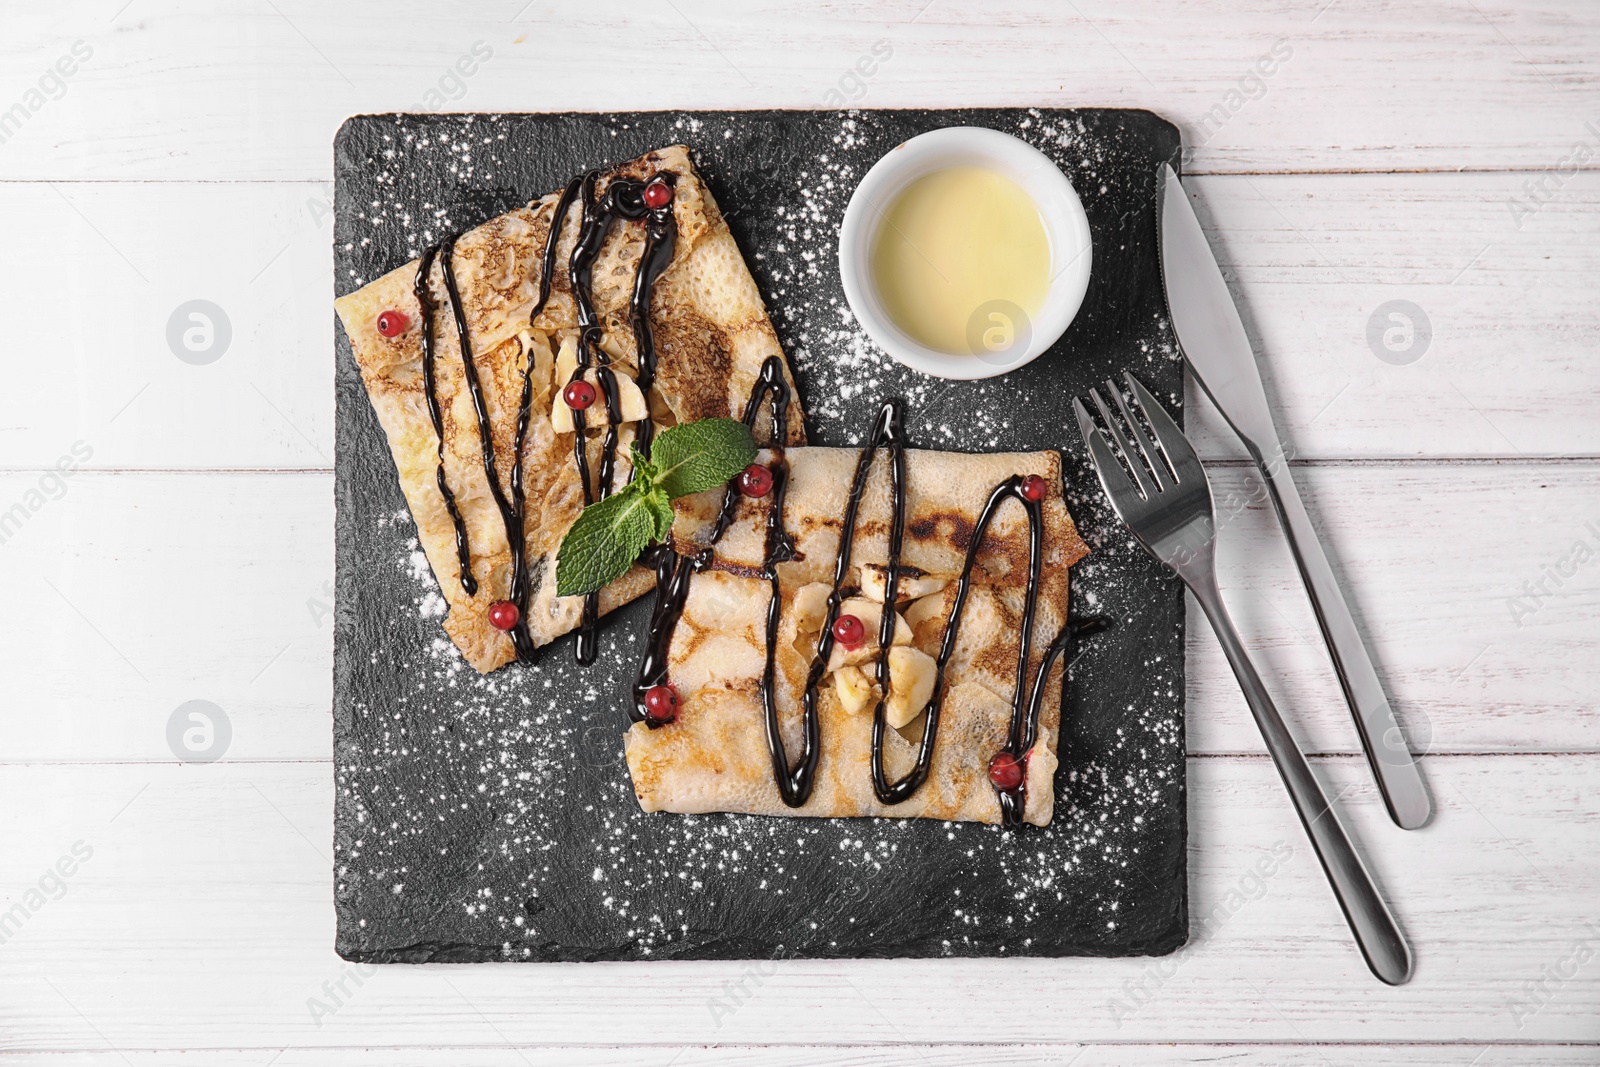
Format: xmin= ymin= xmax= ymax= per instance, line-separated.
xmin=1156 ymin=162 xmax=1431 ymax=830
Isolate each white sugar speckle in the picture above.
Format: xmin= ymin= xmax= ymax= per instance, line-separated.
xmin=334 ymin=111 xmax=1184 ymax=962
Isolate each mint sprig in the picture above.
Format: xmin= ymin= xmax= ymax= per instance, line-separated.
xmin=554 ymin=418 xmax=757 ymax=597
xmin=652 ymin=417 xmax=758 ymax=498
xmin=554 ymin=489 xmax=661 ymax=598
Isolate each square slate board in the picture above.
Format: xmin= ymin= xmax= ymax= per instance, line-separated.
xmin=333 ymin=108 xmax=1188 ymax=962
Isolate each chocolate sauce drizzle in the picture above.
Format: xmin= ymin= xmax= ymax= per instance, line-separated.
xmin=868 ymin=471 xmax=1036 ymax=807
xmin=737 ymin=361 xmax=802 ymax=800
xmin=439 ymin=234 xmax=537 ymax=663
xmin=411 ymin=167 xmax=1098 ymax=824
xmin=631 ymin=357 xmax=794 ymax=744
xmin=412 ymin=166 xmax=677 ymax=665
xmin=501 ymin=175 xmax=584 ymax=660
xmin=414 ymin=244 xmax=477 ymax=599
xmin=638 ymin=390 xmax=1107 ymax=822
xmin=994 ymin=613 xmax=1113 ymax=828
xmin=795 ymin=400 xmax=908 ymax=808
xmin=628 ymin=176 xmax=679 ymax=463
xmin=563 ymin=170 xmax=678 ymax=665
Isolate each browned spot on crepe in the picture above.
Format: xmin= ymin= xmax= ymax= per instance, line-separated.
xmin=652 ymin=307 xmax=735 ymax=424
xmin=909 ymin=511 xmax=975 ymax=554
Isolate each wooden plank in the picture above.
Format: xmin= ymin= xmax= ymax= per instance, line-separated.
xmin=1184 ymin=460 xmax=1600 ymax=757
xmin=1179 ymin=169 xmax=1600 ymax=461
xmin=0 ymin=756 xmax=1595 ymax=1047
xmin=1 ymin=171 xmax=1597 ymax=471
xmin=6 ymin=3 xmax=1592 ymax=1061
xmin=0 ymin=1045 xmax=1592 ymax=1066
xmin=0 ymin=462 xmax=1591 ymax=762
xmin=0 ymin=182 xmax=333 ymax=472
xmin=0 ymin=471 xmax=333 ymax=763
xmin=2 ymin=2 xmax=1599 ymax=181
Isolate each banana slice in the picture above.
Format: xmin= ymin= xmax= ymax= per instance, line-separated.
xmin=825 ymin=597 xmax=912 ymax=673
xmin=903 ymin=587 xmax=950 ymax=629
xmin=596 ymin=328 xmax=633 ymax=366
xmin=609 ymin=374 xmax=650 ymax=423
xmin=859 ymin=563 xmax=951 ymax=605
xmin=791 ymin=582 xmax=832 ymax=633
xmin=550 ymin=331 xmax=650 ymax=433
xmin=832 ymin=664 xmax=877 ymax=715
xmin=885 ymin=645 xmax=939 ymax=729
xmin=903 ymin=587 xmax=959 ymax=655
xmin=550 ymin=332 xmax=579 ymax=430
xmin=517 ymin=329 xmax=557 ymax=411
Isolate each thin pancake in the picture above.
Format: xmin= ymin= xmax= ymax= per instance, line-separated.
xmin=334 ymin=146 xmax=804 ymax=672
xmin=624 ymin=446 xmax=1090 ymax=825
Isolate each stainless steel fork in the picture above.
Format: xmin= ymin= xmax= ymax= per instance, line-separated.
xmin=1074 ymin=372 xmax=1413 ymax=986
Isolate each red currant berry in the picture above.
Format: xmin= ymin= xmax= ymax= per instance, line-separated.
xmin=832 ymin=613 xmax=865 ymax=649
xmin=376 ymin=310 xmax=409 ymax=338
xmin=737 ymin=464 xmax=774 ymax=498
xmin=988 ymin=751 xmax=1025 ymax=792
xmin=564 ymin=379 xmax=597 ymax=410
xmin=488 ymin=600 xmax=520 ymax=631
xmin=643 ymin=684 xmax=679 ymax=723
xmin=1020 ymin=474 xmax=1049 ymax=502
xmin=643 ymin=178 xmax=673 ymax=210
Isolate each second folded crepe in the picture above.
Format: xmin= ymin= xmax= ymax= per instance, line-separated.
xmin=625 ymin=445 xmax=1090 ymax=826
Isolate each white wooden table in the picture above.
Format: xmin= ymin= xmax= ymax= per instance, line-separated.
xmin=3 ymin=2 xmax=1597 ymax=1063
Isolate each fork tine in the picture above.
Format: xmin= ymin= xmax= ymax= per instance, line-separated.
xmin=1073 ymin=397 xmax=1142 ymax=508
xmin=1124 ymin=373 xmax=1204 ymax=484
xmin=1089 ymin=387 xmax=1159 ymax=500
xmin=1104 ymin=377 xmax=1171 ymax=490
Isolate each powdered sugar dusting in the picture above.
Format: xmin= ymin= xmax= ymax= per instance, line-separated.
xmin=333 ymin=109 xmax=1186 ymax=962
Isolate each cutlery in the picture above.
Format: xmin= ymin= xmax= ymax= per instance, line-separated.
xmin=1156 ymin=162 xmax=1431 ymax=831
xmin=1074 ymin=374 xmax=1413 ymax=985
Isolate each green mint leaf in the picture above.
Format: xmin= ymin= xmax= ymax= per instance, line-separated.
xmin=555 ymin=485 xmax=656 ymax=597
xmin=643 ymin=487 xmax=675 ymax=543
xmin=555 ymin=419 xmax=751 ymax=598
xmin=652 ymin=417 xmax=757 ymax=499
xmin=629 ymin=447 xmax=674 ymax=539
xmin=628 ymin=442 xmax=660 ymax=489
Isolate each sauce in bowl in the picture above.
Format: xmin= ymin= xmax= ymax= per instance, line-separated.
xmin=838 ymin=126 xmax=1092 ymax=381
xmin=869 ymin=166 xmax=1051 ymax=356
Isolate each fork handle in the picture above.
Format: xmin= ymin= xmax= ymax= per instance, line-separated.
xmin=1260 ymin=455 xmax=1432 ymax=830
xmin=1188 ymin=572 xmax=1414 ymax=986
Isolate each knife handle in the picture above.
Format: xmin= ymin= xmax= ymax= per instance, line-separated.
xmin=1260 ymin=455 xmax=1433 ymax=830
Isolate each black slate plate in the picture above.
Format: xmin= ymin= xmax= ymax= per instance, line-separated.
xmin=333 ymin=108 xmax=1187 ymax=962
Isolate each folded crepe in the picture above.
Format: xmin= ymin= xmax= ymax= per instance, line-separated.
xmin=334 ymin=146 xmax=803 ymax=673
xmin=624 ymin=446 xmax=1090 ymax=826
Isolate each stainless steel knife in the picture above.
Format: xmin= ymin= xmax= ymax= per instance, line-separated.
xmin=1156 ymin=162 xmax=1431 ymax=830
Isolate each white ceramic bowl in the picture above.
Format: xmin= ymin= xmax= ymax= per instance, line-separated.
xmin=837 ymin=126 xmax=1093 ymax=381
